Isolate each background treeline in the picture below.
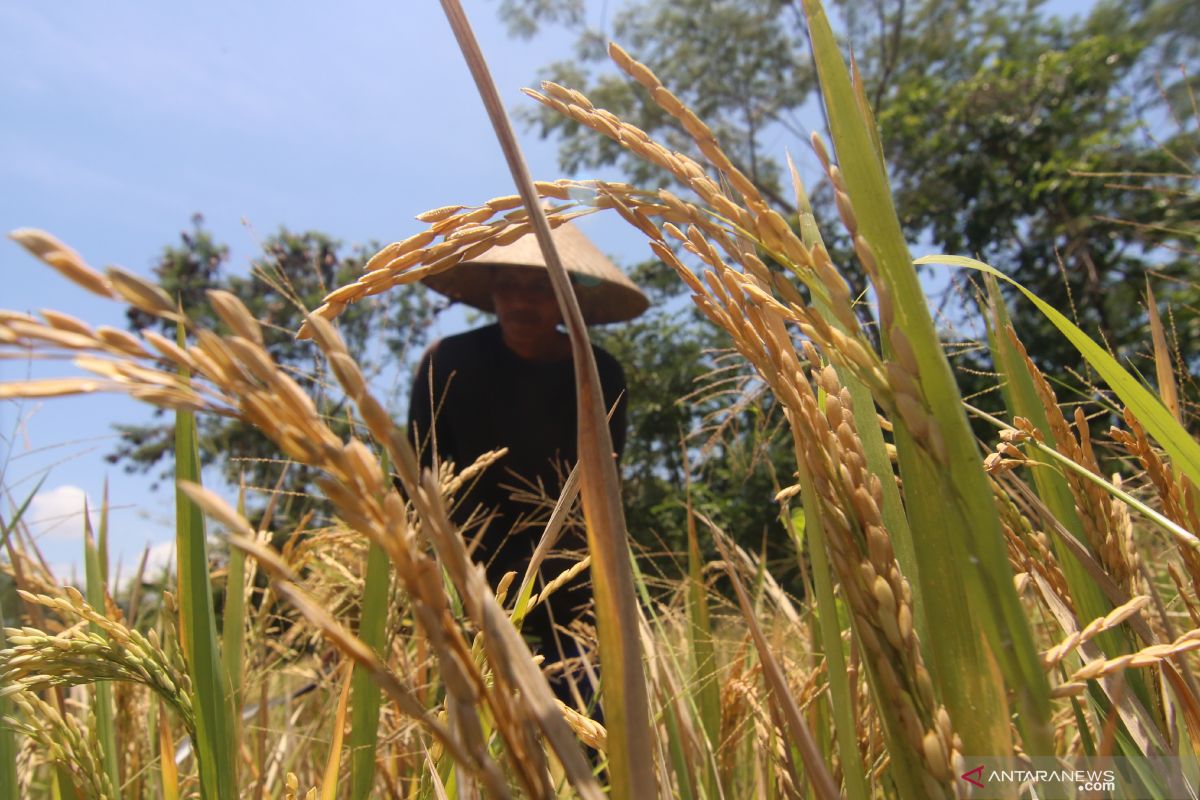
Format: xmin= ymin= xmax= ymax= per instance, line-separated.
xmin=111 ymin=0 xmax=1198 ymax=584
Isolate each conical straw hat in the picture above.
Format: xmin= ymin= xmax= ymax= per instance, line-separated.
xmin=421 ymin=221 xmax=649 ymax=324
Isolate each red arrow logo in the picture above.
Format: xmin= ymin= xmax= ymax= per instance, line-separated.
xmin=961 ymin=765 xmax=985 ymax=788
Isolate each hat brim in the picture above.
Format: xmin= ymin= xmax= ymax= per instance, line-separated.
xmin=419 ymin=222 xmax=649 ymax=325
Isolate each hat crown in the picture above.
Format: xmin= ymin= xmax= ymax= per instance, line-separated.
xmin=421 ymin=221 xmax=649 ymax=324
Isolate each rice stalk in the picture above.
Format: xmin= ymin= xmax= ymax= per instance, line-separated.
xmin=83 ymin=503 xmax=121 ymax=798
xmin=173 ymin=327 xmax=239 ymax=800
xmin=1 ymin=588 xmax=195 ymax=732
xmin=222 ymin=481 xmax=248 ymax=731
xmin=435 ymin=3 xmax=656 ymax=798
xmin=155 ymin=699 xmax=179 ymax=800
xmin=348 ymin=538 xmax=389 ymax=800
xmin=708 ymin=519 xmax=839 ymax=800
xmin=320 ymin=662 xmax=353 ymax=800
xmin=682 ymin=474 xmax=721 ymax=798
xmin=799 ymin=0 xmax=1053 ymax=760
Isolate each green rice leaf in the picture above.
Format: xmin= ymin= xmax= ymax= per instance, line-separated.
xmin=174 ymin=321 xmax=238 ymax=800
xmin=349 ymin=538 xmax=389 ymax=800
xmin=926 ymin=254 xmax=1200 ymax=488
xmin=98 ymin=480 xmax=110 ymax=584
xmin=0 ymin=473 xmax=44 ymax=553
xmin=221 ymin=481 xmax=248 ymax=748
xmin=660 ymin=696 xmax=697 ymax=800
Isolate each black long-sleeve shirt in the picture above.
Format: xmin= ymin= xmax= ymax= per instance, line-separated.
xmin=406 ymin=323 xmax=627 ymax=581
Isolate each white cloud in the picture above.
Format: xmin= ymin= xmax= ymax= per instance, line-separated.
xmin=142 ymin=539 xmax=176 ymax=579
xmin=27 ymin=484 xmax=99 ymax=541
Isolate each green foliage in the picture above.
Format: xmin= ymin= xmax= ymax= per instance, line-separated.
xmin=519 ymin=0 xmax=812 ymax=209
xmin=880 ymin=0 xmax=1197 ymax=381
xmin=592 ymin=262 xmax=796 ymax=573
xmin=512 ymin=0 xmax=1199 ymax=398
xmin=174 ymin=365 xmax=238 ymax=800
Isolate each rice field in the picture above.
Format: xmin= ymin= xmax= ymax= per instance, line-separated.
xmin=2 ymin=0 xmax=1199 ymax=797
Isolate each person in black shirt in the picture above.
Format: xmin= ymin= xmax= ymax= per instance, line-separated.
xmin=407 ymin=222 xmax=648 ymax=706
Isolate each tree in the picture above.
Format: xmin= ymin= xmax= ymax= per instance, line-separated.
xmin=511 ymin=0 xmax=1197 ymax=366
xmin=877 ymin=0 xmax=1199 ymax=386
xmin=110 ymin=215 xmax=441 ymax=528
xmin=590 ymin=259 xmax=802 ymax=572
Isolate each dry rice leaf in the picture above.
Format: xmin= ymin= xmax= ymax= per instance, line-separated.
xmin=4 ymin=319 xmax=97 ymax=350
xmin=0 ymin=377 xmax=119 ymax=398
xmin=1146 ymin=280 xmax=1181 ymax=424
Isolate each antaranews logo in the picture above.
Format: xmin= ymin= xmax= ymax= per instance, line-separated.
xmin=958 ymin=757 xmax=1188 ymax=798
xmin=961 ymin=765 xmax=985 ymax=789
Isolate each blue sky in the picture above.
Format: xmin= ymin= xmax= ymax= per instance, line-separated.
xmin=1 ymin=1 xmax=1096 ymax=580
xmin=0 ymin=1 xmax=652 ymax=579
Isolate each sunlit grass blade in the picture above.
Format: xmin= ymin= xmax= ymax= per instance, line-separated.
xmin=1146 ymin=280 xmax=1182 ymax=424
xmin=799 ymin=0 xmax=1052 ymax=758
xmin=682 ymin=454 xmax=719 ymax=783
xmin=985 ymin=280 xmax=1134 ymax=653
xmin=157 ymin=699 xmax=180 ymax=800
xmin=222 ymin=479 xmax=248 ymax=750
xmin=350 ymin=538 xmax=389 ymax=800
xmin=710 ymin=521 xmax=839 ymax=800
xmin=922 ymin=254 xmax=1200 ymax=488
xmin=322 ymin=663 xmax=354 ymax=800
xmin=83 ymin=500 xmax=121 ymax=798
xmin=174 ymin=322 xmax=238 ymax=800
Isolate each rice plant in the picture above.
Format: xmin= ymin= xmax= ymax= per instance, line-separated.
xmin=2 ymin=0 xmax=1198 ymax=797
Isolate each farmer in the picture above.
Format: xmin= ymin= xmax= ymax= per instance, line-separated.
xmin=406 ymin=220 xmax=648 ymax=705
